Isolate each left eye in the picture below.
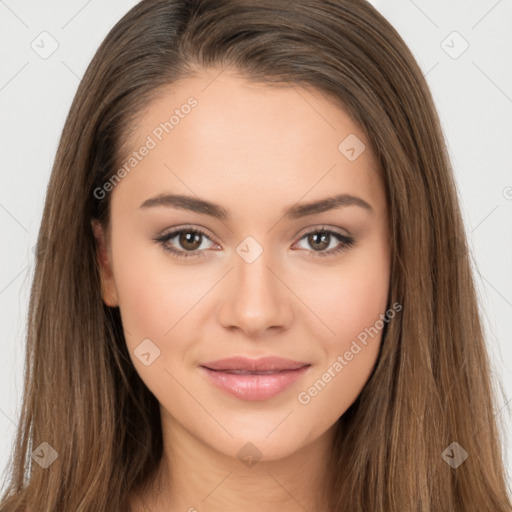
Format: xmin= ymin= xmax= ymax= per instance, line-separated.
xmin=154 ymin=227 xmax=355 ymax=259
xmin=293 ymin=229 xmax=355 ymax=257
xmin=155 ymin=228 xmax=217 ymax=259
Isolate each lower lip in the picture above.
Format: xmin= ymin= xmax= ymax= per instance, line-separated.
xmin=200 ymin=366 xmax=311 ymax=401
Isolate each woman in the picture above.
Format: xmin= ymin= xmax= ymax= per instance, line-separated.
xmin=1 ymin=0 xmax=510 ymax=510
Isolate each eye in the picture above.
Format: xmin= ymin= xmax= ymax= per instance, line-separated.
xmin=153 ymin=225 xmax=355 ymax=259
xmin=154 ymin=226 xmax=218 ymax=259
xmin=293 ymin=227 xmax=355 ymax=257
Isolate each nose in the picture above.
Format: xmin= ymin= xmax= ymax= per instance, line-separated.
xmin=217 ymin=247 xmax=294 ymax=338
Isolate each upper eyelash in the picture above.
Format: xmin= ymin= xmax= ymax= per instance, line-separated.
xmin=154 ymin=226 xmax=355 ymax=259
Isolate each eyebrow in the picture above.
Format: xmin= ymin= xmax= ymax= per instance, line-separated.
xmin=139 ymin=193 xmax=374 ymax=220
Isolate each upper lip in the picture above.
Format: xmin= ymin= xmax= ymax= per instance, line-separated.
xmin=201 ymin=356 xmax=310 ymax=372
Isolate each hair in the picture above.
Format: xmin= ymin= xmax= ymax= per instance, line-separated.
xmin=1 ymin=0 xmax=510 ymax=510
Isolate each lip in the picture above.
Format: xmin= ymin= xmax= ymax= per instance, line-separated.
xmin=200 ymin=356 xmax=311 ymax=401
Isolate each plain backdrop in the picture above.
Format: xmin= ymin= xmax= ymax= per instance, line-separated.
xmin=1 ymin=0 xmax=511 ymax=490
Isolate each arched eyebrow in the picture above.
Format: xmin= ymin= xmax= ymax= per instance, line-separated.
xmin=139 ymin=193 xmax=374 ymax=220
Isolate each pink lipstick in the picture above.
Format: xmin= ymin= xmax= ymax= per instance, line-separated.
xmin=200 ymin=356 xmax=311 ymax=401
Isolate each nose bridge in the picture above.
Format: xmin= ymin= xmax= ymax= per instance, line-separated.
xmin=218 ymin=234 xmax=292 ymax=335
xmin=236 ymin=239 xmax=273 ymax=295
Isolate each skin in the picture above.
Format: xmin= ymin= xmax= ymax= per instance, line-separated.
xmin=92 ymin=68 xmax=391 ymax=512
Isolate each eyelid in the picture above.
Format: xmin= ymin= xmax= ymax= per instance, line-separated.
xmin=294 ymin=224 xmax=352 ymax=240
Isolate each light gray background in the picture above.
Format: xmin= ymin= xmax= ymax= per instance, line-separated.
xmin=1 ymin=0 xmax=511 ymax=488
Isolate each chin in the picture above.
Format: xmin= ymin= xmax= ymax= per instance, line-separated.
xmin=205 ymin=422 xmax=318 ymax=464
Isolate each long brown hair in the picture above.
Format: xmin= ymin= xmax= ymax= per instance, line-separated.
xmin=1 ymin=0 xmax=510 ymax=510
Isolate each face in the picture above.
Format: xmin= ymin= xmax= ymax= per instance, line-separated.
xmin=93 ymin=68 xmax=391 ymax=462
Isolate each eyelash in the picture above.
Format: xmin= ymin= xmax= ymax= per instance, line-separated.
xmin=153 ymin=225 xmax=355 ymax=260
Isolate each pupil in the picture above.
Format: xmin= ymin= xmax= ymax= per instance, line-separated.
xmin=181 ymin=232 xmax=201 ymax=250
xmin=310 ymin=232 xmax=329 ymax=251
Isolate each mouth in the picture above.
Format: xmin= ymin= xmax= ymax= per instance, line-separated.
xmin=207 ymin=369 xmax=298 ymax=375
xmin=199 ymin=356 xmax=311 ymax=401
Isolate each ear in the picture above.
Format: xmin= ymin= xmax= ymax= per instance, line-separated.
xmin=91 ymin=219 xmax=119 ymax=307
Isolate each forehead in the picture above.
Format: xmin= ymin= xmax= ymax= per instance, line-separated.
xmin=112 ymin=69 xmax=386 ymax=219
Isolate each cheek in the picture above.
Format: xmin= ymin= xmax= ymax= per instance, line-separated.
xmin=297 ymin=242 xmax=390 ymax=348
xmin=110 ymin=214 xmax=204 ymax=328
xmin=292 ymin=245 xmax=389 ymax=422
xmin=113 ymin=256 xmax=170 ymax=339
xmin=109 ymin=226 xmax=223 ymax=406
xmin=111 ymin=246 xmax=199 ymax=407
xmin=109 ymin=226 xmax=191 ymax=355
xmin=295 ymin=296 xmax=388 ymax=439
